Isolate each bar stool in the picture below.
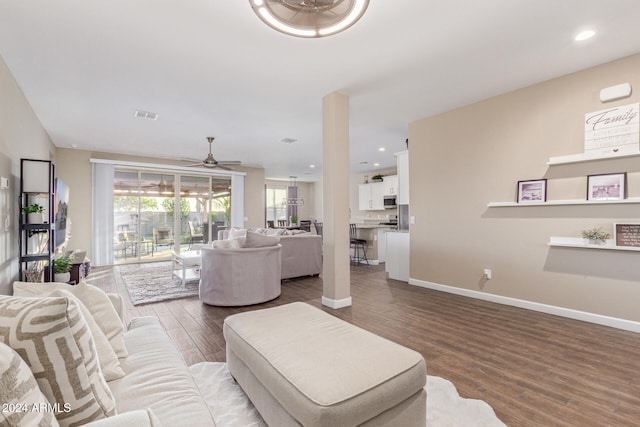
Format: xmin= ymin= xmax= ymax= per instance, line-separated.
xmin=349 ymin=224 xmax=368 ymax=265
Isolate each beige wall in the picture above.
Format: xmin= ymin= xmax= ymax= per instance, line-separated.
xmin=0 ymin=55 xmax=56 ymax=294
xmin=408 ymin=53 xmax=640 ymax=322
xmin=54 ymin=149 xmax=265 ymax=261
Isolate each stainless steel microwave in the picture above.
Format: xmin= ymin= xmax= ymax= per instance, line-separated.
xmin=383 ymin=195 xmax=397 ymax=209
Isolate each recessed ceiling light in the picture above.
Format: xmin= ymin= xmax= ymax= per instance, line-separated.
xmin=378 ymin=147 xmax=386 ymax=152
xmin=309 ymin=164 xmax=315 ymax=168
xmin=374 ymin=163 xmax=380 ymax=166
xmin=575 ymin=29 xmax=595 ymax=41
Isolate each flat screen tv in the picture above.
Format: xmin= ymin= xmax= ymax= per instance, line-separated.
xmin=55 ymin=178 xmax=70 ymax=249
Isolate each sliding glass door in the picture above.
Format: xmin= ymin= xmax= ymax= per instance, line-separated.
xmin=113 ymin=168 xmax=231 ymax=264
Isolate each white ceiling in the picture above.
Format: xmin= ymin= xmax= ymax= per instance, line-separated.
xmin=1 ymin=1 xmax=640 ymax=181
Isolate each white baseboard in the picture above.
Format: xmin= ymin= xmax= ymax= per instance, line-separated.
xmin=409 ymin=278 xmax=640 ymax=333
xmin=322 ymin=296 xmax=353 ymax=309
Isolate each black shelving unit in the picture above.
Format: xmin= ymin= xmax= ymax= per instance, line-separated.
xmin=19 ymin=159 xmax=55 ymax=282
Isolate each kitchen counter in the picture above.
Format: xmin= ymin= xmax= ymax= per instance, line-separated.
xmin=351 ymin=225 xmax=394 ymax=264
xmin=354 ymin=224 xmax=397 ymax=229
xmin=385 ymin=231 xmax=409 ymax=281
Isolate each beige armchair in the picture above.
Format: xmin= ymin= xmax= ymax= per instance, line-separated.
xmin=199 ymin=245 xmax=281 ymax=306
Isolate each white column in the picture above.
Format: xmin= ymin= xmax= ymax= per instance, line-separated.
xmin=321 ymin=92 xmax=352 ymax=309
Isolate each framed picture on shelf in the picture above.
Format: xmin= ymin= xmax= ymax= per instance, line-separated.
xmin=614 ymin=222 xmax=640 ymax=247
xmin=586 ymin=172 xmax=626 ymax=201
xmin=517 ymin=179 xmax=547 ymax=203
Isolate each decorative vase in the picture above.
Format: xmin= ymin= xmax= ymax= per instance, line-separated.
xmin=24 ymin=270 xmax=44 ymax=283
xmin=54 ymin=272 xmax=71 ymax=283
xmin=586 ymin=238 xmax=604 ymax=245
xmin=27 ymin=212 xmax=44 ymax=224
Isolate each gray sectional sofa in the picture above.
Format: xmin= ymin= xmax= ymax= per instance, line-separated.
xmin=218 ymin=229 xmax=323 ymax=280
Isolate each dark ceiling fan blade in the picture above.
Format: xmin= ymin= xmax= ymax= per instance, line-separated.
xmin=180 ymin=137 xmax=241 ymax=169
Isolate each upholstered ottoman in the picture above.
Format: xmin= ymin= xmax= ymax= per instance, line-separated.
xmin=223 ymin=302 xmax=426 ymax=426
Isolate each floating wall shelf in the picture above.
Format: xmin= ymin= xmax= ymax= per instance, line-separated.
xmin=547 ymin=151 xmax=640 ymax=165
xmin=487 ymin=198 xmax=640 ymax=208
xmin=548 ymin=237 xmax=640 ymax=252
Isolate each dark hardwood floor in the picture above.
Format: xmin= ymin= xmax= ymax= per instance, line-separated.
xmin=89 ymin=263 xmax=640 ymax=427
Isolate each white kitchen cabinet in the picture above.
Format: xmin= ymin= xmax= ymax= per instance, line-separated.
xmin=385 ymin=231 xmax=409 ymax=281
xmin=396 ymin=151 xmax=409 ymax=204
xmin=382 ymin=175 xmax=398 ymax=196
xmin=359 ymin=182 xmax=385 ymax=210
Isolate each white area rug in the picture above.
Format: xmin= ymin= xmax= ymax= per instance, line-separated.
xmin=189 ymin=362 xmax=506 ymax=427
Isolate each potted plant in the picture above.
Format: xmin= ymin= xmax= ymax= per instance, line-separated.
xmin=53 ymin=256 xmax=73 ymax=283
xmin=581 ymin=227 xmax=610 ymax=245
xmin=371 ymin=174 xmax=384 ymax=182
xmin=290 ymin=215 xmax=298 ymax=226
xmin=23 ymin=203 xmax=45 ymax=224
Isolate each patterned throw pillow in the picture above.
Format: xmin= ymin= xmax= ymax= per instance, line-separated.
xmin=12 ymin=281 xmax=128 ymax=358
xmin=0 ymin=295 xmax=117 ymax=427
xmin=0 ymin=341 xmax=60 ymax=427
xmin=47 ymin=289 xmax=125 ymax=381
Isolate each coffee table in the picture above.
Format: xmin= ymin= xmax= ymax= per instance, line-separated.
xmin=171 ymin=250 xmax=202 ymax=286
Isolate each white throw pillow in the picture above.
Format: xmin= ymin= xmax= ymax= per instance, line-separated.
xmin=0 ymin=341 xmax=61 ymax=427
xmin=283 ymin=229 xmax=307 ymax=235
xmin=265 ymin=228 xmax=286 ymax=236
xmin=12 ymin=281 xmax=128 ymax=358
xmin=213 ymin=237 xmax=245 ymax=249
xmin=243 ymin=231 xmax=280 ymax=248
xmin=227 ymin=228 xmax=247 ymax=239
xmin=0 ymin=295 xmax=117 ymax=426
xmin=47 ymin=289 xmax=125 ymax=381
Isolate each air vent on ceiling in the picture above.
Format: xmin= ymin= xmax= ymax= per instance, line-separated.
xmin=134 ymin=110 xmax=158 ymax=120
xmin=281 ymin=138 xmax=297 ymax=144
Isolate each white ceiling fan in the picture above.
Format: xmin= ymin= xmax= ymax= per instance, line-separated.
xmin=183 ymin=137 xmax=242 ymax=170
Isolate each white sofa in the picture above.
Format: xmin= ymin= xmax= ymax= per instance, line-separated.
xmin=3 ymin=282 xmax=218 ymax=427
xmin=219 ymin=229 xmax=322 ymax=279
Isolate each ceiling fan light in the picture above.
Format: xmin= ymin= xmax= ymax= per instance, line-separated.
xmin=251 ymin=0 xmax=369 ymax=38
xmin=317 ymin=0 xmax=367 ymax=36
xmin=258 ymin=7 xmax=318 ymax=37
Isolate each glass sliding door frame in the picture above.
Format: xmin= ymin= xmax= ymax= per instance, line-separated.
xmin=113 ymin=167 xmax=231 ymax=263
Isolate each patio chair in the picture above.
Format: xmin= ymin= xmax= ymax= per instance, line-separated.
xmin=188 ymin=221 xmax=204 ymax=249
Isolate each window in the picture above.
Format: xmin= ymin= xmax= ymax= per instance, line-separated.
xmin=266 ymin=187 xmax=287 ymax=224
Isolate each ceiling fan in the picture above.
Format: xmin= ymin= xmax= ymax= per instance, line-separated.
xmin=141 ymin=174 xmax=174 ymax=193
xmin=183 ymin=137 xmax=242 ymax=170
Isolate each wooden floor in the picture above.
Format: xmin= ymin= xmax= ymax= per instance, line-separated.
xmin=89 ymin=263 xmax=640 ymax=427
